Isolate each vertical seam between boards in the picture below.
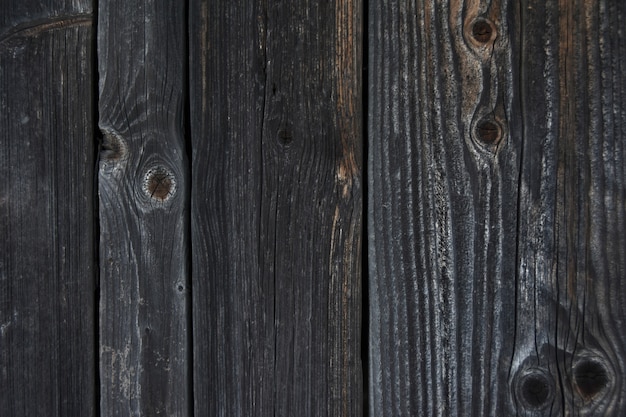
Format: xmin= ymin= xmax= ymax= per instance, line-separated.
xmin=92 ymin=0 xmax=101 ymax=414
xmin=361 ymin=0 xmax=370 ymax=414
xmin=183 ymin=0 xmax=194 ymax=414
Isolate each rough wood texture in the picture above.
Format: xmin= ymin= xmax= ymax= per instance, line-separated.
xmin=368 ymin=0 xmax=626 ymax=415
xmin=0 ymin=0 xmax=91 ymax=32
xmin=511 ymin=1 xmax=626 ymax=415
xmin=0 ymin=6 xmax=95 ymax=417
xmin=97 ymin=0 xmax=189 ymax=415
xmin=189 ymin=0 xmax=363 ymax=415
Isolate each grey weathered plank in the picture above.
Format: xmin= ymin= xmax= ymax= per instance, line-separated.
xmin=368 ymin=0 xmax=626 ymax=415
xmin=510 ymin=1 xmax=626 ymax=415
xmin=368 ymin=0 xmax=520 ymax=414
xmin=189 ymin=0 xmax=363 ymax=415
xmin=0 ymin=5 xmax=95 ymax=417
xmin=97 ymin=0 xmax=189 ymax=415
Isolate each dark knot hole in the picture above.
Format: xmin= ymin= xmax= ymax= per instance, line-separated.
xmin=520 ymin=373 xmax=553 ymax=409
xmin=574 ymin=360 xmax=609 ymax=400
xmin=472 ymin=20 xmax=494 ymax=43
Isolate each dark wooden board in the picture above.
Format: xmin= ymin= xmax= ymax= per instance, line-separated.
xmin=97 ymin=0 xmax=190 ymax=415
xmin=368 ymin=0 xmax=626 ymax=415
xmin=189 ymin=0 xmax=363 ymax=415
xmin=510 ymin=1 xmax=626 ymax=415
xmin=0 ymin=8 xmax=95 ymax=417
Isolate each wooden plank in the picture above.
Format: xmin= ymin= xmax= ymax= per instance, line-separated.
xmin=0 ymin=6 xmax=95 ymax=417
xmin=368 ymin=0 xmax=626 ymax=415
xmin=368 ymin=0 xmax=520 ymax=414
xmin=189 ymin=0 xmax=363 ymax=415
xmin=97 ymin=0 xmax=189 ymax=415
xmin=510 ymin=0 xmax=626 ymax=415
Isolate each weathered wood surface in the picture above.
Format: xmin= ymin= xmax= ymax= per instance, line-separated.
xmin=97 ymin=0 xmax=189 ymax=415
xmin=368 ymin=0 xmax=626 ymax=416
xmin=3 ymin=0 xmax=626 ymax=415
xmin=511 ymin=1 xmax=626 ymax=415
xmin=189 ymin=0 xmax=363 ymax=415
xmin=0 ymin=3 xmax=95 ymax=416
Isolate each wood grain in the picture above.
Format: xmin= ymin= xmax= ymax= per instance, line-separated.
xmin=368 ymin=0 xmax=626 ymax=415
xmin=189 ymin=0 xmax=363 ymax=415
xmin=0 ymin=1 xmax=91 ymax=36
xmin=97 ymin=0 xmax=189 ymax=415
xmin=510 ymin=1 xmax=626 ymax=415
xmin=0 ymin=8 xmax=95 ymax=417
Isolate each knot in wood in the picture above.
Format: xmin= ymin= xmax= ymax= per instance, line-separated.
xmin=516 ymin=369 xmax=554 ymax=410
xmin=475 ymin=118 xmax=502 ymax=148
xmin=574 ymin=359 xmax=610 ymax=401
xmin=277 ymin=129 xmax=293 ymax=146
xmin=101 ymin=130 xmax=127 ymax=162
xmin=471 ymin=19 xmax=495 ymax=44
xmin=143 ymin=166 xmax=176 ymax=202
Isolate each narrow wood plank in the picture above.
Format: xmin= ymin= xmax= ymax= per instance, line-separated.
xmin=190 ymin=0 xmax=363 ymax=415
xmin=0 ymin=7 xmax=95 ymax=417
xmin=368 ymin=0 xmax=626 ymax=415
xmin=97 ymin=0 xmax=189 ymax=415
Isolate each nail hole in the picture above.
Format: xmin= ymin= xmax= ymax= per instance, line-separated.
xmin=472 ymin=19 xmax=495 ymax=43
xmin=278 ymin=129 xmax=293 ymax=146
xmin=519 ymin=372 xmax=554 ymax=409
xmin=177 ymin=285 xmax=184 ymax=292
xmin=476 ymin=119 xmax=501 ymax=144
xmin=574 ymin=360 xmax=609 ymax=400
xmin=143 ymin=166 xmax=176 ymax=202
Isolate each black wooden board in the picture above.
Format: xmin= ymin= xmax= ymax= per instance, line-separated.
xmin=0 ymin=5 xmax=95 ymax=417
xmin=97 ymin=0 xmax=190 ymax=415
xmin=189 ymin=0 xmax=363 ymax=415
xmin=368 ymin=0 xmax=626 ymax=415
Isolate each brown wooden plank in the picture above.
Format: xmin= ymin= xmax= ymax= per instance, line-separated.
xmin=0 ymin=6 xmax=95 ymax=417
xmin=189 ymin=0 xmax=363 ymax=415
xmin=368 ymin=0 xmax=626 ymax=415
xmin=97 ymin=0 xmax=189 ymax=415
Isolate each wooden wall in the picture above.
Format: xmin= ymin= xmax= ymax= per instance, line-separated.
xmin=1 ymin=0 xmax=625 ymax=416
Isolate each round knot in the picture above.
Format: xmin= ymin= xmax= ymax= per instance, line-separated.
xmin=515 ymin=369 xmax=555 ymax=410
xmin=143 ymin=166 xmax=176 ymax=202
xmin=471 ymin=19 xmax=496 ymax=44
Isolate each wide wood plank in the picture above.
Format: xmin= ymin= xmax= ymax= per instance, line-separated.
xmin=510 ymin=1 xmax=626 ymax=415
xmin=0 ymin=6 xmax=95 ymax=417
xmin=97 ymin=0 xmax=189 ymax=415
xmin=368 ymin=0 xmax=626 ymax=415
xmin=189 ymin=0 xmax=363 ymax=415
